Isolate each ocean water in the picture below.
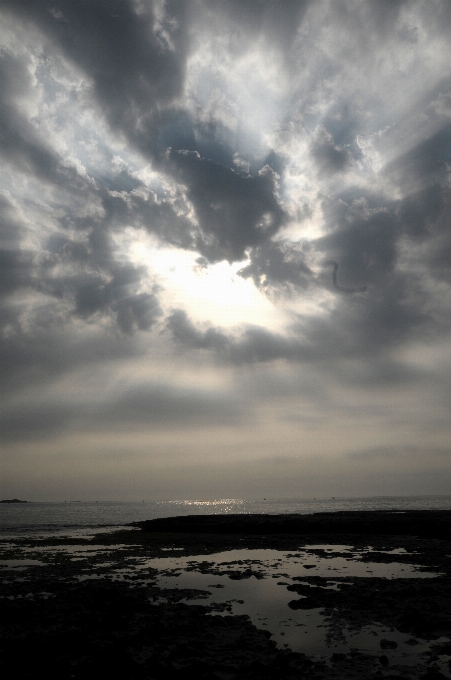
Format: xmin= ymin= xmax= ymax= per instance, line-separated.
xmin=1 ymin=495 xmax=451 ymax=535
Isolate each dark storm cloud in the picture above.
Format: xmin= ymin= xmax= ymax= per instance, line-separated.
xmin=0 ymin=381 xmax=247 ymax=444
xmin=166 ymin=150 xmax=286 ymax=262
xmin=0 ymin=2 xmax=450 ymax=361
xmin=0 ymin=0 xmax=291 ymax=267
xmin=238 ymin=242 xmax=312 ymax=294
xmin=0 ymin=0 xmax=188 ymax=135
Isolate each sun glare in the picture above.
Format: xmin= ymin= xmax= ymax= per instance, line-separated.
xmin=123 ymin=231 xmax=285 ymax=329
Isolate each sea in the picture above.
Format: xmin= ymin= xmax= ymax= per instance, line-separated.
xmin=1 ymin=495 xmax=451 ymax=536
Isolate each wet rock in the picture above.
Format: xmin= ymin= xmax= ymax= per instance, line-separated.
xmin=397 ymin=606 xmax=429 ymax=632
xmin=0 ymin=580 xmax=317 ymax=680
xmin=3 ymin=511 xmax=451 ymax=680
xmin=380 ymin=638 xmax=398 ymax=649
xmin=136 ymin=509 xmax=451 ymax=540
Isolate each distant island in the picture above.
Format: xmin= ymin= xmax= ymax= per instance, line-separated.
xmin=0 ymin=498 xmax=28 ymax=503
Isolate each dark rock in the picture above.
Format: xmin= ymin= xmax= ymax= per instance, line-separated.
xmin=398 ymin=606 xmax=427 ymax=630
xmin=0 ymin=498 xmax=28 ymax=503
xmin=380 ymin=639 xmax=398 ymax=649
xmin=136 ymin=510 xmax=451 ymax=539
xmin=3 ymin=510 xmax=451 ymax=679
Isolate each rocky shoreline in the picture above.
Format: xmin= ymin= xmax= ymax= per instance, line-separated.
xmin=1 ymin=510 xmax=450 ymax=679
xmin=135 ymin=509 xmax=451 ymax=539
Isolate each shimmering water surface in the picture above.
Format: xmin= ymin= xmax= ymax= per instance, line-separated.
xmin=2 ymin=495 xmax=451 ymax=534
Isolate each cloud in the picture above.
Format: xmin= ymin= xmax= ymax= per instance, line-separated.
xmin=165 ymin=150 xmax=287 ymax=263
xmin=167 ymin=308 xmax=312 ymax=365
xmin=0 ymin=380 xmax=247 ymax=445
xmin=73 ymin=265 xmax=162 ymax=332
xmin=1 ymin=0 xmax=451 ymax=499
xmin=0 ymin=0 xmax=188 ymax=137
xmin=384 ymin=126 xmax=451 ymax=194
xmin=0 ymin=194 xmax=34 ymax=297
xmin=0 ymin=0 xmax=292 ymax=268
xmin=310 ymin=125 xmax=351 ymax=175
xmin=167 ymin=258 xmax=430 ymax=365
xmin=238 ymin=241 xmax=312 ymax=295
xmin=347 ymin=445 xmax=451 ymax=462
xmin=325 ymin=261 xmax=367 ymax=293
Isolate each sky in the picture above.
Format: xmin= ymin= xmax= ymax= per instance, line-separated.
xmin=1 ymin=0 xmax=451 ymax=502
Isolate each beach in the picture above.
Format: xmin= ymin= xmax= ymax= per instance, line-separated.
xmin=1 ymin=510 xmax=450 ymax=679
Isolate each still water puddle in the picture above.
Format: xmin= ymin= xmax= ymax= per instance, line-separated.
xmin=145 ymin=546 xmax=438 ymax=580
xmin=21 ymin=543 xmax=137 ymax=554
xmin=135 ymin=546 xmax=442 ymax=661
xmin=2 ymin=540 xmax=447 ymax=670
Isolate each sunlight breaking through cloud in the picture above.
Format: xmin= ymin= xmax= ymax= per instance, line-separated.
xmin=1 ymin=0 xmax=451 ymax=500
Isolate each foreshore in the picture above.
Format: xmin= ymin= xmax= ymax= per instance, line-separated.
xmin=1 ymin=510 xmax=450 ymax=679
xmin=134 ymin=508 xmax=451 ymax=539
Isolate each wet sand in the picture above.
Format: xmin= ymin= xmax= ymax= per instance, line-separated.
xmin=1 ymin=510 xmax=450 ymax=679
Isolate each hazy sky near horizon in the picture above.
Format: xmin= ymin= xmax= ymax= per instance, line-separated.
xmin=1 ymin=0 xmax=451 ymax=502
